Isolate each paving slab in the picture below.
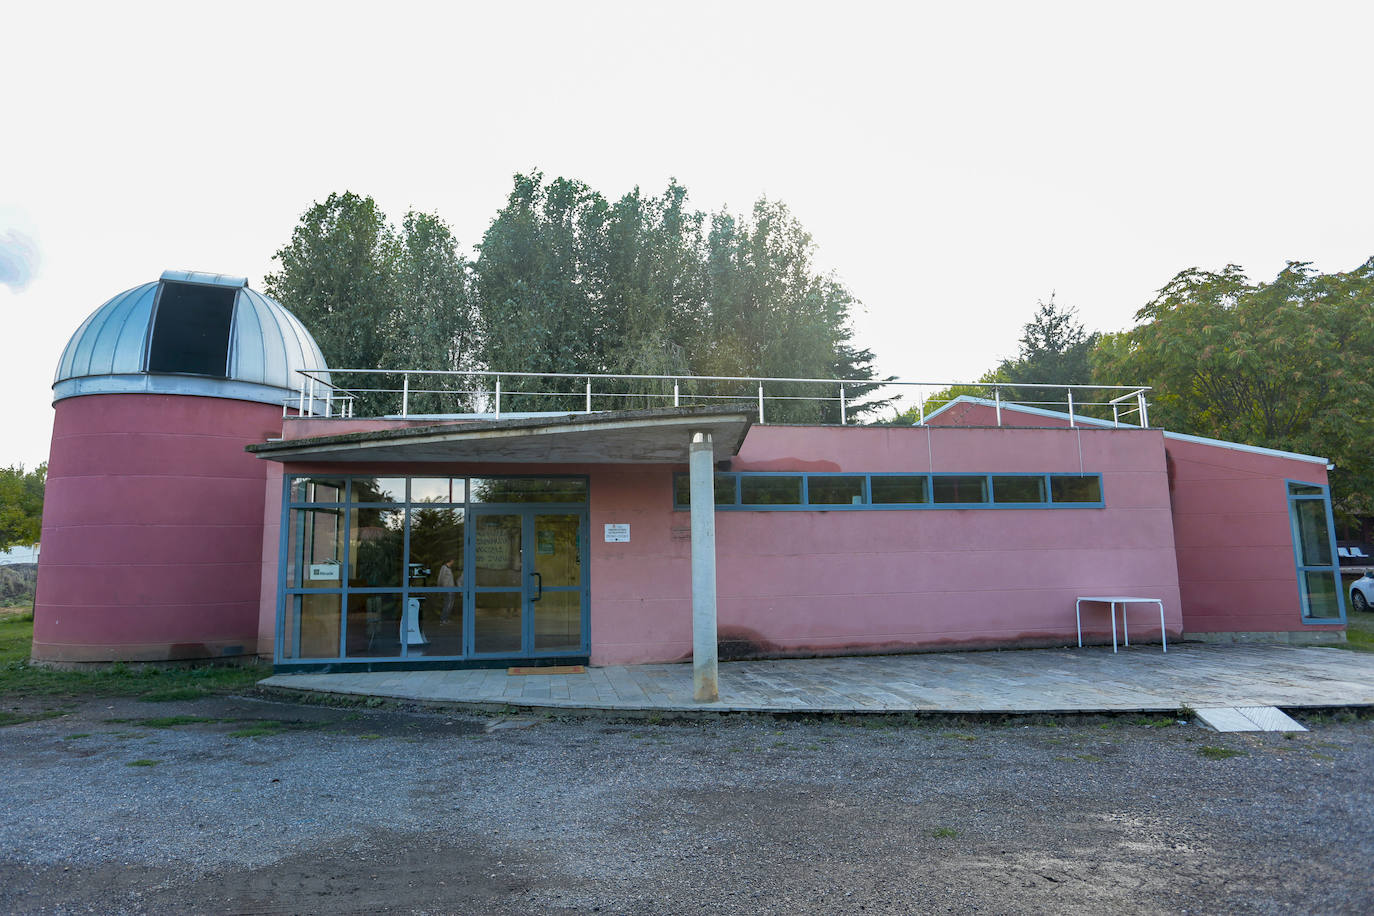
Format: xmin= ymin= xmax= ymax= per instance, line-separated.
xmin=259 ymin=644 xmax=1374 ymax=717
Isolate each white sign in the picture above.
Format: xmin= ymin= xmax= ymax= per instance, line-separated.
xmin=308 ymin=562 xmax=340 ymax=580
xmin=604 ymin=523 xmax=630 ymax=543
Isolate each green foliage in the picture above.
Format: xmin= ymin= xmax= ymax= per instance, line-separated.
xmin=0 ymin=462 xmax=45 ymax=551
xmin=0 ymin=614 xmax=261 ymax=708
xmin=1093 ymin=259 xmax=1374 ymax=515
xmin=882 ymin=297 xmax=1098 ymax=425
xmin=474 ymin=172 xmax=885 ymax=420
xmin=995 ymin=295 xmax=1099 ymax=403
xmin=265 ymin=192 xmax=478 ymax=414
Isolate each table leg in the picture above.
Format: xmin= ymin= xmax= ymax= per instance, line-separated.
xmin=1158 ymin=600 xmax=1167 ymax=653
xmin=1076 ymin=599 xmax=1083 ymax=648
xmin=1110 ymin=601 xmax=1118 ymax=653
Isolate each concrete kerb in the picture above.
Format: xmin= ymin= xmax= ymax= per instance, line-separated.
xmin=253 ymin=643 xmax=1374 ymax=723
xmin=254 ymin=681 xmax=1374 ymax=727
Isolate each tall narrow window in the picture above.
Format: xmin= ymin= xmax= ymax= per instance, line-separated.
xmin=1287 ymin=481 xmax=1344 ymax=621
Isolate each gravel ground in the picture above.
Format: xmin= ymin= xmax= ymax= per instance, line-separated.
xmin=1 ymin=695 xmax=1371 ymax=915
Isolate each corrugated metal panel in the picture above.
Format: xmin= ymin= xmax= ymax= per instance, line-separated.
xmin=54 ymin=273 xmax=329 ymax=404
xmin=54 ymin=282 xmax=157 ymax=381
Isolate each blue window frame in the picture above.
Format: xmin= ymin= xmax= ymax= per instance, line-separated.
xmin=671 ymin=472 xmax=1104 ymax=511
xmin=277 ymin=474 xmax=590 ymax=666
xmin=1286 ymin=480 xmax=1345 ymax=623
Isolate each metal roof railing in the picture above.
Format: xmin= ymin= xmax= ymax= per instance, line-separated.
xmin=284 ymin=368 xmax=1151 ymax=429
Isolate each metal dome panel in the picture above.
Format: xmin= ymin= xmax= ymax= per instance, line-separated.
xmin=53 ymin=272 xmax=330 ymax=408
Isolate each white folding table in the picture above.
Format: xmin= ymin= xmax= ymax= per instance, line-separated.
xmin=1075 ymin=596 xmax=1166 ymax=653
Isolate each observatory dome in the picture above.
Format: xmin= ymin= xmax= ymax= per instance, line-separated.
xmin=53 ymin=270 xmax=328 ymax=407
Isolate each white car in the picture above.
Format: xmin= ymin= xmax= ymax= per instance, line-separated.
xmin=1350 ymin=571 xmax=1374 ymax=613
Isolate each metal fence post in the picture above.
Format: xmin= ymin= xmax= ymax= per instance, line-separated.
xmin=585 ymin=378 xmax=592 ymax=413
xmin=401 ymin=372 xmax=410 ymax=417
xmin=1138 ymin=391 xmax=1149 ymax=428
xmin=1066 ymin=388 xmax=1076 ymax=428
xmin=495 ymin=377 xmax=501 ymax=420
xmin=757 ymin=383 xmax=765 ymax=424
xmin=994 ymin=387 xmax=1002 ymax=426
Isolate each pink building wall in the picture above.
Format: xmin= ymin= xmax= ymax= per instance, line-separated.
xmin=593 ymin=424 xmax=1182 ymax=664
xmin=1164 ymin=435 xmax=1339 ymax=637
xmin=260 ymin=420 xmax=1185 ymax=665
xmin=924 ymin=398 xmax=1343 ymax=639
xmin=35 ymin=394 xmax=284 ymax=662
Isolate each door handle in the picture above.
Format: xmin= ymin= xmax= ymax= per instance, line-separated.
xmin=530 ymin=571 xmax=542 ymax=602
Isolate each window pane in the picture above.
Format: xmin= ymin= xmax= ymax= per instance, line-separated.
xmin=349 ymin=508 xmax=405 ymax=587
xmin=534 ymin=514 xmax=582 ymax=588
xmin=1294 ymin=499 xmax=1333 ymax=567
xmin=1303 ymin=571 xmax=1341 ymax=619
xmin=411 ymin=477 xmax=465 ymax=504
xmin=470 ymin=477 xmax=587 ymax=503
xmin=1288 ymin=482 xmax=1323 ymax=497
xmin=1051 ymin=476 xmax=1102 ymax=504
xmin=408 ymin=507 xmax=464 ymax=587
xmin=474 ymin=592 xmax=522 ymax=654
xmin=346 ymin=594 xmax=403 ymax=657
xmin=287 ymin=508 xmax=344 ymax=588
xmin=675 ymin=473 xmax=738 ymax=506
xmin=285 ymin=594 xmax=340 ymax=659
xmin=352 ymin=477 xmax=406 ymax=502
xmin=474 ymin=514 xmax=523 ymax=587
xmin=740 ymin=476 xmax=803 ymax=505
xmin=871 ymin=476 xmax=928 ymax=504
xmin=290 ymin=477 xmax=344 ymax=503
xmin=534 ymin=591 xmax=582 ymax=652
xmin=807 ymin=476 xmax=865 ymax=505
xmin=993 ymin=476 xmax=1047 ymax=504
xmin=932 ymin=476 xmax=988 ymax=504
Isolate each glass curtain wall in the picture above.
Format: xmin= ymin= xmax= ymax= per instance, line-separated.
xmin=280 ymin=475 xmax=587 ymax=664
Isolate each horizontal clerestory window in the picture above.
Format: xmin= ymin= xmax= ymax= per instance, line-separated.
xmin=672 ymin=472 xmax=1102 ymax=510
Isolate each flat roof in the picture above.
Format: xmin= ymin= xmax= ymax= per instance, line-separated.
xmin=248 ymin=405 xmax=754 ymax=464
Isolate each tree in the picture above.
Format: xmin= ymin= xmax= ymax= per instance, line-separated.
xmin=884 ymin=297 xmax=1097 ymax=424
xmin=1093 ymin=259 xmax=1374 ymax=516
xmin=0 ymin=463 xmax=45 ymax=550
xmin=473 ymin=174 xmax=884 ymax=420
xmin=267 ymin=193 xmax=477 ymax=414
xmin=697 ymin=199 xmax=887 ymax=422
xmin=265 ymin=192 xmax=400 ymax=371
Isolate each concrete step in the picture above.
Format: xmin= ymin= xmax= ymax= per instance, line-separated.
xmin=1195 ymin=706 xmax=1307 ymax=732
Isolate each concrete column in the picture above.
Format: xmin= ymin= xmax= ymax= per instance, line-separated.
xmin=689 ymin=430 xmax=719 ymax=702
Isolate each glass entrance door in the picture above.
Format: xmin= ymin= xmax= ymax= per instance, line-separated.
xmin=471 ymin=509 xmax=587 ymax=657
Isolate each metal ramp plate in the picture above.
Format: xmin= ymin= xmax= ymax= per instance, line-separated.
xmin=1194 ymin=706 xmax=1307 ymax=732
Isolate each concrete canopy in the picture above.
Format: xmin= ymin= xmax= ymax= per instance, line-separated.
xmin=247 ymin=405 xmax=754 ymax=464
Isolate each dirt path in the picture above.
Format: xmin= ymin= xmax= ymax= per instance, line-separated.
xmin=2 ymin=696 xmax=1370 ymax=914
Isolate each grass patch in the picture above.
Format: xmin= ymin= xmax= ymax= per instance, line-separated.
xmin=0 ymin=616 xmax=262 ymax=714
xmin=0 ymin=707 xmax=68 ymax=727
xmin=1336 ymin=609 xmax=1374 ymax=653
xmin=1131 ymin=716 xmax=1176 ymax=728
xmin=108 ymin=715 xmax=216 ymax=729
xmin=126 ymin=759 xmax=159 ymax=767
xmin=941 ymin=732 xmax=978 ymax=741
xmin=1075 ymin=753 xmax=1103 ymax=762
xmin=63 ymin=732 xmax=91 ymax=740
xmin=931 ymin=826 xmax=959 ymax=838
xmin=228 ymin=721 xmax=285 ymax=738
xmin=1199 ymin=745 xmax=1246 ymax=760
xmin=358 ymin=733 xmax=382 ymax=740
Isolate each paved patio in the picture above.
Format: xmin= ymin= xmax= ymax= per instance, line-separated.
xmin=259 ymin=643 xmax=1374 ymax=716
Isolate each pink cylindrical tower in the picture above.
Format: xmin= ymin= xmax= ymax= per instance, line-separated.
xmin=34 ymin=271 xmax=328 ymax=663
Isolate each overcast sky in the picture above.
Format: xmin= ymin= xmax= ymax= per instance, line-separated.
xmin=3 ymin=0 xmax=1372 ymax=468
